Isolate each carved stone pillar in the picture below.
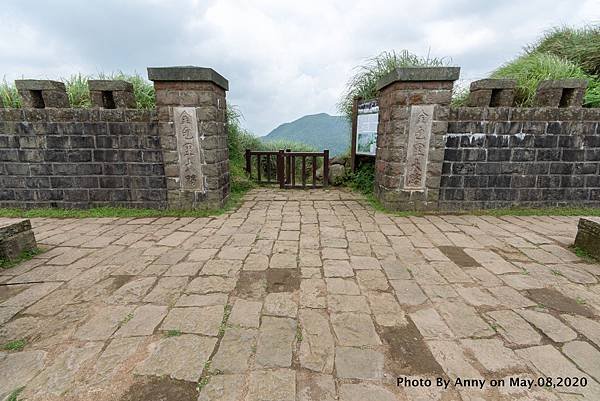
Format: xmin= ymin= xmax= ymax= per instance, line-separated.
xmin=148 ymin=66 xmax=229 ymax=209
xmin=374 ymin=67 xmax=459 ymax=210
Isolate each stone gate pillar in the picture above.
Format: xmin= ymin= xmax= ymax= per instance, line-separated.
xmin=374 ymin=67 xmax=459 ymax=210
xmin=148 ymin=66 xmax=230 ymax=209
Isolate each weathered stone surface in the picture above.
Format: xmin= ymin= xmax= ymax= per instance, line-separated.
xmin=299 ymin=309 xmax=334 ymax=373
xmin=256 ymin=316 xmax=296 ymax=368
xmin=244 ymin=254 xmax=269 ymax=271
xmin=366 ymin=291 xmax=407 ymax=326
xmin=187 ymin=276 xmax=237 ymax=294
xmin=175 ymin=293 xmax=228 ymax=307
xmin=390 ymin=280 xmax=428 ymax=305
xmin=26 ymin=342 xmax=102 ymax=397
xmin=135 ymin=334 xmax=217 ymax=382
xmin=460 ymin=339 xmax=525 ymax=372
xmin=246 ymin=369 xmax=295 ymax=401
xmin=107 ymin=277 xmax=156 ymax=304
xmin=323 ymin=260 xmax=353 ymax=277
xmin=115 ymin=305 xmax=168 ymax=337
xmin=326 ymin=278 xmax=360 ymax=295
xmin=516 ymin=309 xmax=577 ymax=343
xmin=437 ymin=300 xmax=493 ymax=338
xmin=74 ymin=305 xmax=133 ymax=341
xmin=335 ymin=347 xmax=384 ymax=379
xmin=263 ymin=292 xmax=297 ymax=317
xmin=339 ymin=383 xmax=397 ymax=401
xmin=487 ymin=310 xmax=541 ymax=345
xmin=561 ymin=314 xmax=600 ymax=347
xmin=300 ymin=279 xmax=327 ymax=308
xmin=2 ymin=282 xmax=62 ymax=308
xmin=228 ymin=299 xmax=262 ymax=328
xmin=143 ymin=276 xmax=188 ymax=305
xmin=331 ymin=313 xmax=381 ymax=346
xmin=410 ymin=307 xmax=454 ymax=339
xmin=24 ymin=288 xmax=80 ymax=315
xmin=197 ymin=374 xmax=244 ymax=401
xmin=328 ymin=294 xmax=369 ymax=313
xmin=297 ymin=372 xmax=336 ymax=401
xmin=211 ymin=327 xmax=257 ymax=373
xmin=160 ymin=306 xmax=223 ymax=336
xmin=356 ymin=270 xmax=389 ymax=291
xmin=93 ymin=337 xmax=143 ymax=383
xmin=0 ymin=350 xmax=46 ymax=399
xmin=562 ymin=341 xmax=600 ymax=382
xmin=427 ymin=340 xmax=480 ymax=379
xmin=201 ymin=259 xmax=243 ymax=276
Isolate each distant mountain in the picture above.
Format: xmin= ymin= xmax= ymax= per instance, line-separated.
xmin=263 ymin=113 xmax=350 ymax=155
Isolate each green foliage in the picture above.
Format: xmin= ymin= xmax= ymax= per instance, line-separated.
xmin=6 ymin=387 xmax=24 ymax=401
xmin=346 ymin=162 xmax=375 ymax=195
xmin=98 ymin=72 xmax=155 ymax=109
xmin=338 ymin=50 xmax=450 ymax=119
xmin=2 ymin=339 xmax=26 ymax=351
xmin=64 ymin=73 xmax=92 ymax=108
xmin=491 ymin=53 xmax=592 ymax=106
xmin=0 ymin=72 xmax=155 ymax=109
xmin=0 ymin=248 xmax=43 ymax=269
xmin=165 ymin=330 xmax=182 ymax=337
xmin=490 ymin=25 xmax=600 ymax=108
xmin=527 ymin=25 xmax=600 ymax=76
xmin=0 ymin=78 xmax=22 ymax=108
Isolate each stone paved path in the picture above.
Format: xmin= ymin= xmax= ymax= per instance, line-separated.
xmin=1 ymin=188 xmax=600 ymax=400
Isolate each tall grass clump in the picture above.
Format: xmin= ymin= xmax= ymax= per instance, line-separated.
xmin=338 ymin=50 xmax=450 ymax=119
xmin=0 ymin=78 xmax=21 ymax=108
xmin=527 ymin=25 xmax=600 ymax=76
xmin=64 ymin=73 xmax=92 ymax=108
xmin=97 ymin=72 xmax=155 ymax=109
xmin=491 ymin=53 xmax=595 ymax=107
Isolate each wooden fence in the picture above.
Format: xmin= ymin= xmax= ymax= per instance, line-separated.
xmin=245 ymin=149 xmax=329 ymax=189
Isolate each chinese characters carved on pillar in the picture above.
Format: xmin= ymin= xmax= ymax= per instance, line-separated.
xmin=173 ymin=107 xmax=204 ymax=191
xmin=403 ymin=105 xmax=434 ymax=190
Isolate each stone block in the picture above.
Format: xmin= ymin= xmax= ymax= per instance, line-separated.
xmin=534 ymin=79 xmax=588 ymax=108
xmin=377 ymin=67 xmax=461 ymax=91
xmin=0 ymin=219 xmax=37 ymax=260
xmin=574 ymin=218 xmax=600 ymax=260
xmin=15 ymin=80 xmax=69 ymax=108
xmin=148 ymin=66 xmax=229 ymax=91
xmin=88 ymin=80 xmax=136 ymax=109
xmin=467 ymin=79 xmax=516 ymax=107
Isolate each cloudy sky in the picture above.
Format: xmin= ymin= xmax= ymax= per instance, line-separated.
xmin=1 ymin=1 xmax=598 ymax=134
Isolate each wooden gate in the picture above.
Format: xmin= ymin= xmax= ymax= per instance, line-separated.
xmin=245 ymin=149 xmax=329 ymax=189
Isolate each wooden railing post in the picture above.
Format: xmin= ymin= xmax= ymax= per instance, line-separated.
xmin=323 ymin=149 xmax=329 ymax=187
xmin=285 ymin=149 xmax=291 ymax=184
xmin=277 ymin=150 xmax=285 ymax=188
xmin=245 ymin=149 xmax=251 ymax=175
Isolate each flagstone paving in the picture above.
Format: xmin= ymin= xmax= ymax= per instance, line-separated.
xmin=0 ymin=188 xmax=600 ymax=400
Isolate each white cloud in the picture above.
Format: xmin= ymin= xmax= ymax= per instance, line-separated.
xmin=1 ymin=0 xmax=598 ymax=134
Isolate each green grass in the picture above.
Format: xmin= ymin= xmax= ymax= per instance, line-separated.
xmin=165 ymin=329 xmax=182 ymax=337
xmin=0 ymin=248 xmax=44 ymax=270
xmin=6 ymin=387 xmax=24 ymax=401
xmin=218 ymin=305 xmax=232 ymax=337
xmin=2 ymin=339 xmax=26 ymax=351
xmin=527 ymin=25 xmax=600 ymax=76
xmin=570 ymin=245 xmax=598 ymax=263
xmin=0 ymin=72 xmax=155 ymax=110
xmin=338 ymin=50 xmax=451 ymax=119
xmin=491 ymin=52 xmax=596 ymax=107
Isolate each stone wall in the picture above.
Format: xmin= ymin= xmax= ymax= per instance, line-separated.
xmin=440 ymin=107 xmax=600 ymax=209
xmin=0 ymin=67 xmax=230 ymax=210
xmin=374 ymin=68 xmax=600 ymax=211
xmin=0 ymin=108 xmax=167 ymax=208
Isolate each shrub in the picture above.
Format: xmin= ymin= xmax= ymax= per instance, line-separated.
xmin=491 ymin=53 xmax=595 ymax=106
xmin=527 ymin=25 xmax=600 ymax=76
xmin=346 ymin=162 xmax=375 ymax=195
xmin=338 ymin=50 xmax=450 ymax=119
xmin=64 ymin=73 xmax=92 ymax=108
xmin=0 ymin=78 xmax=21 ymax=108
